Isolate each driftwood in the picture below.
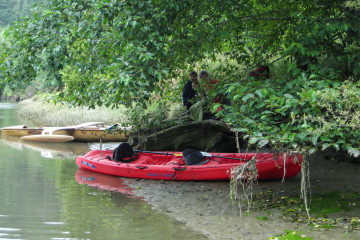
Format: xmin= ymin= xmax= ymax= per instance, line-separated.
xmin=129 ymin=120 xmax=240 ymax=153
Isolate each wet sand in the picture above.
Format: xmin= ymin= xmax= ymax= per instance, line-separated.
xmin=124 ymin=153 xmax=360 ymax=240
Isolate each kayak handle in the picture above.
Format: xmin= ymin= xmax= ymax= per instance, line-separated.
xmin=136 ymin=166 xmax=148 ymax=169
xmin=173 ymin=167 xmax=187 ymax=171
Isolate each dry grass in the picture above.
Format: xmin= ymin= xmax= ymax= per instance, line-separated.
xmin=17 ymin=96 xmax=129 ymax=127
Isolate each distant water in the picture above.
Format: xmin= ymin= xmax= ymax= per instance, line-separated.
xmin=0 ymin=102 xmax=17 ymax=109
xmin=0 ymin=102 xmax=207 ymax=240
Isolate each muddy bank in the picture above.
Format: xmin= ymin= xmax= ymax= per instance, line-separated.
xmin=123 ymin=153 xmax=360 ymax=240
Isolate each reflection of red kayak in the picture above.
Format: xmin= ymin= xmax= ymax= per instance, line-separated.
xmin=75 ymin=169 xmax=138 ymax=197
xmin=76 ymin=150 xmax=302 ymax=181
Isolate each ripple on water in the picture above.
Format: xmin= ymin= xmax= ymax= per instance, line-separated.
xmin=0 ymin=103 xmax=17 ymax=109
xmin=51 ymin=238 xmax=80 ymax=240
xmin=43 ymin=222 xmax=65 ymax=225
xmin=0 ymin=238 xmax=24 ymax=240
xmin=0 ymin=227 xmax=23 ymax=240
xmin=0 ymin=228 xmax=20 ymax=231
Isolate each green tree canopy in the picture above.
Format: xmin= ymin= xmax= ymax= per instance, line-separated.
xmin=1 ymin=0 xmax=360 ymax=155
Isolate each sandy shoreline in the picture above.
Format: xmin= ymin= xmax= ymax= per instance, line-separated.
xmin=124 ymin=153 xmax=360 ymax=240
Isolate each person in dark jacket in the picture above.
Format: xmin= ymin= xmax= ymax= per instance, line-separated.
xmin=182 ymin=71 xmax=198 ymax=110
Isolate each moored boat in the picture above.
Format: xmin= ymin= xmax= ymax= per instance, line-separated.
xmin=1 ymin=125 xmax=46 ymax=136
xmin=76 ymin=149 xmax=302 ymax=181
xmin=1 ymin=122 xmax=129 ymax=142
xmin=0 ymin=134 xmax=92 ymax=158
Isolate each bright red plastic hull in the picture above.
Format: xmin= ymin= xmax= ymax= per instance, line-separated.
xmin=76 ymin=150 xmax=302 ymax=181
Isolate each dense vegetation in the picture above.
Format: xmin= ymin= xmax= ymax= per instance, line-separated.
xmin=1 ymin=0 xmax=360 ymax=158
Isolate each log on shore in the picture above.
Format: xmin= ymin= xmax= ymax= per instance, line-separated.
xmin=129 ymin=120 xmax=240 ymax=152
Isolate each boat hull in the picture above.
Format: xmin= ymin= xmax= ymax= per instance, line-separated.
xmin=72 ymin=129 xmax=128 ymax=142
xmin=1 ymin=126 xmax=48 ymax=137
xmin=76 ymin=150 xmax=302 ymax=181
xmin=1 ymin=125 xmax=128 ymax=142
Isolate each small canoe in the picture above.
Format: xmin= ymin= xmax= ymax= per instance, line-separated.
xmin=1 ymin=122 xmax=129 ymax=142
xmin=76 ymin=150 xmax=302 ymax=181
xmin=0 ymin=134 xmax=92 ymax=158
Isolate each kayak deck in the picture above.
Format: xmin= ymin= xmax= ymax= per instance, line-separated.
xmin=76 ymin=150 xmax=302 ymax=181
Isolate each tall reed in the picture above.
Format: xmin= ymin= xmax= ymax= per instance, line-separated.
xmin=17 ymin=96 xmax=128 ymax=126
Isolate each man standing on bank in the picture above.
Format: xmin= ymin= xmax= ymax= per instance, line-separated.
xmin=182 ymin=71 xmax=198 ymax=110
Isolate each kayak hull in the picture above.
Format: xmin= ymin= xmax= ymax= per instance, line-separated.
xmin=76 ymin=150 xmax=302 ymax=181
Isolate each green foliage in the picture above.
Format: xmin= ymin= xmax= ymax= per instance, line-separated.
xmin=1 ymin=0 xmax=360 ymax=156
xmin=126 ymin=98 xmax=185 ymax=134
xmin=308 ymin=191 xmax=358 ymax=216
xmin=224 ymin=74 xmax=360 ymax=155
xmin=2 ymin=0 xmax=358 ymax=104
xmin=270 ymin=230 xmax=313 ymax=240
xmin=253 ymin=190 xmax=360 ymax=230
xmin=255 ymin=216 xmax=268 ymax=221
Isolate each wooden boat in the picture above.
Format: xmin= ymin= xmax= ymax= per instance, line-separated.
xmin=0 ymin=134 xmax=91 ymax=158
xmin=1 ymin=125 xmax=45 ymax=136
xmin=1 ymin=122 xmax=129 ymax=142
xmin=76 ymin=149 xmax=302 ymax=181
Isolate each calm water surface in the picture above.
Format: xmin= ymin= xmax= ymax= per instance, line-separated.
xmin=0 ymin=103 xmax=207 ymax=240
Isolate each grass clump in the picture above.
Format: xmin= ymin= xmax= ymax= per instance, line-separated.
xmin=251 ymin=190 xmax=360 ymax=231
xmin=17 ymin=96 xmax=129 ymax=126
xmin=270 ymin=230 xmax=313 ymax=240
xmin=255 ymin=216 xmax=268 ymax=221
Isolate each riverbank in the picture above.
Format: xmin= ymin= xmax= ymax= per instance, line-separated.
xmin=14 ymin=97 xmax=360 ymax=239
xmin=16 ymin=96 xmax=129 ymax=126
xmin=123 ymin=152 xmax=360 ymax=239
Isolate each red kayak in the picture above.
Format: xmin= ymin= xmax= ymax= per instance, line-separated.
xmin=76 ymin=150 xmax=302 ymax=181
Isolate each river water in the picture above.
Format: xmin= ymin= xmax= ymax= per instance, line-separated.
xmin=0 ymin=103 xmax=207 ymax=240
xmin=1 ymin=102 xmax=359 ymax=240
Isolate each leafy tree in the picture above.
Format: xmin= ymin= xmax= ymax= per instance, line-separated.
xmin=1 ymin=0 xmax=360 ymax=156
